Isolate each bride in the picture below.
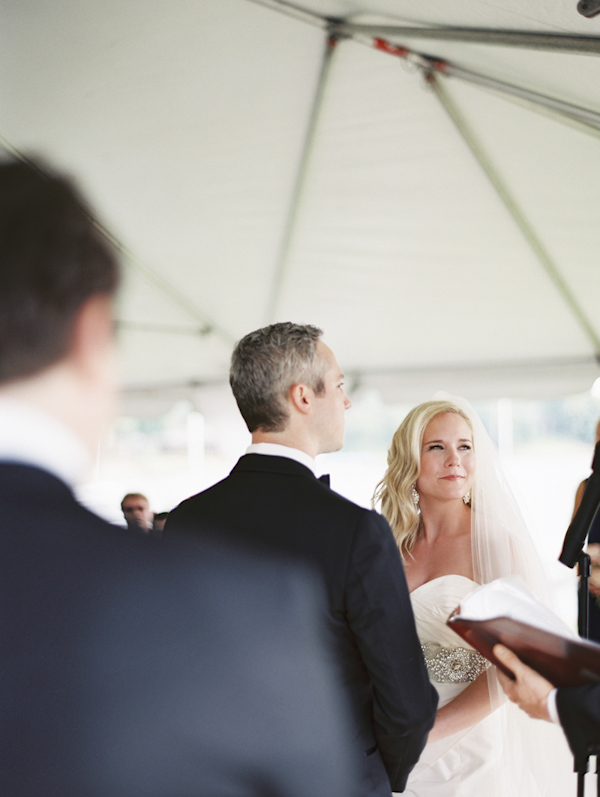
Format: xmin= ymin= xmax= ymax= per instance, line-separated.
xmin=374 ymin=395 xmax=575 ymax=796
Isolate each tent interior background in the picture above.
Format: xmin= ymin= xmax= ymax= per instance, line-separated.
xmin=4 ymin=0 xmax=600 ymax=625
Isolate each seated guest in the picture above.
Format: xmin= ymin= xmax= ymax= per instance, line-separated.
xmin=121 ymin=491 xmax=154 ymax=532
xmin=152 ymin=511 xmax=169 ymax=535
xmin=0 ymin=157 xmax=357 ymax=796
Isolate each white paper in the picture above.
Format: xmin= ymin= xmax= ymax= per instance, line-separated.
xmin=458 ymin=576 xmax=577 ymax=639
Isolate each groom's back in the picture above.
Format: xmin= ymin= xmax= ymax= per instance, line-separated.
xmin=168 ymin=451 xmax=438 ymax=795
xmin=167 ymin=321 xmax=437 ymax=794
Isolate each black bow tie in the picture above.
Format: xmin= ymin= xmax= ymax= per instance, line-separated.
xmin=318 ymin=474 xmax=330 ymax=487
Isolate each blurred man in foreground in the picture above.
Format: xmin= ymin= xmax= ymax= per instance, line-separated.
xmin=0 ymin=158 xmax=356 ymax=796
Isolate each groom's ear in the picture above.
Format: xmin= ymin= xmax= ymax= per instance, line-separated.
xmin=289 ymin=383 xmax=313 ymax=416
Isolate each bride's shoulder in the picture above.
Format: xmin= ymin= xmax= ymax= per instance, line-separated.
xmin=410 ymin=573 xmax=478 ymax=597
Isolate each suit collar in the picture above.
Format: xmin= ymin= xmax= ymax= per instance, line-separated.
xmin=245 ymin=442 xmax=316 ymax=474
xmin=232 ymin=453 xmax=319 ymax=481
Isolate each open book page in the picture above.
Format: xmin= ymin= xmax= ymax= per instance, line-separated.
xmin=448 ymin=576 xmax=600 ymax=686
xmin=457 ymin=576 xmax=576 ymax=639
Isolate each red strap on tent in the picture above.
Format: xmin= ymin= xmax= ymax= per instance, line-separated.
xmin=373 ymin=37 xmax=449 ymax=76
xmin=373 ymin=38 xmax=410 ymax=59
xmin=432 ymin=60 xmax=448 ymax=74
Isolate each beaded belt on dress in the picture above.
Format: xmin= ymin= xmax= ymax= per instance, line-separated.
xmin=421 ymin=642 xmax=490 ymax=683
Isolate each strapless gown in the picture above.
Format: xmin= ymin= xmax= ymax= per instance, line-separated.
xmin=399 ymin=575 xmax=576 ymax=797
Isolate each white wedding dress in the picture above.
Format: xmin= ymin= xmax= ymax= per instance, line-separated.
xmin=399 ymin=574 xmax=577 ymax=797
xmin=401 ymin=575 xmax=498 ymax=796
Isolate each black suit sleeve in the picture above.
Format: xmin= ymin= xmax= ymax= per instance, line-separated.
xmin=556 ymin=683 xmax=600 ymax=759
xmin=345 ymin=511 xmax=438 ymax=792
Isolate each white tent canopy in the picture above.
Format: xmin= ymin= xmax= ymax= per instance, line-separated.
xmin=3 ymin=0 xmax=600 ymax=410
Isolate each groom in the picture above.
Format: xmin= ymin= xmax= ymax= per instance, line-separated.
xmin=167 ymin=322 xmax=438 ymax=795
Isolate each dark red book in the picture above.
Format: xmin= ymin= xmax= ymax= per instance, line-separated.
xmin=447 ymin=610 xmax=600 ymax=687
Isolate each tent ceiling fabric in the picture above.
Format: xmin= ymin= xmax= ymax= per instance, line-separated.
xmin=2 ymin=0 xmax=600 ymax=406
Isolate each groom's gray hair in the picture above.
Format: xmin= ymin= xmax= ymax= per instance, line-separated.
xmin=230 ymin=322 xmax=326 ymax=433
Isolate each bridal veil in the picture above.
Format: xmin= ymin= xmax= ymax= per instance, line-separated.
xmin=436 ymin=392 xmax=577 ymax=795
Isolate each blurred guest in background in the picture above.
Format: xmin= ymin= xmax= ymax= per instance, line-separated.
xmin=152 ymin=510 xmax=169 ymax=536
xmin=121 ymin=491 xmax=154 ymax=532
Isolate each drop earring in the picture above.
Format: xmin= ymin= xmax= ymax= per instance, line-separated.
xmin=463 ymin=490 xmax=471 ymax=506
xmin=411 ymin=484 xmax=420 ymax=511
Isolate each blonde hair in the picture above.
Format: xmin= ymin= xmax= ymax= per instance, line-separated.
xmin=373 ymin=399 xmax=473 ymax=559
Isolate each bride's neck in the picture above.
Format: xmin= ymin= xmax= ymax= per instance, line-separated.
xmin=419 ymin=499 xmax=470 ymax=541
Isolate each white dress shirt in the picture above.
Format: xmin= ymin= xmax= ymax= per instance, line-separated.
xmin=547 ymin=689 xmax=560 ymax=725
xmin=245 ymin=442 xmax=317 ymax=476
xmin=0 ymin=397 xmax=91 ymax=487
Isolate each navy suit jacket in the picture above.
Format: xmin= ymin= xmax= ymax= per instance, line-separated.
xmin=557 ymin=684 xmax=600 ymax=759
xmin=167 ymin=454 xmax=438 ymax=794
xmin=1 ymin=462 xmax=357 ymax=796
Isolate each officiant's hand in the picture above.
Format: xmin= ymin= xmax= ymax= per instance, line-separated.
xmin=493 ymin=644 xmax=552 ymax=722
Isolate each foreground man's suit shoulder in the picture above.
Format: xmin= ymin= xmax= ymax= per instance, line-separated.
xmin=168 ymin=454 xmax=438 ymax=794
xmin=1 ymin=462 xmax=357 ymax=797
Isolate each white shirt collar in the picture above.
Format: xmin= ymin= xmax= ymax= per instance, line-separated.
xmin=0 ymin=397 xmax=92 ymax=488
xmin=245 ymin=442 xmax=317 ymax=475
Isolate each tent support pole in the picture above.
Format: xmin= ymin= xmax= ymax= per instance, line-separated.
xmin=435 ymin=62 xmax=600 ymax=136
xmin=335 ymin=24 xmax=600 ymax=55
xmin=97 ymin=223 xmax=234 ymax=344
xmin=247 ymin=0 xmax=328 ymax=30
xmin=363 ymin=36 xmax=600 ymax=138
xmin=266 ymin=31 xmax=340 ymax=323
xmin=0 ymin=137 xmax=235 ymax=346
xmin=428 ymin=75 xmax=600 ymax=355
